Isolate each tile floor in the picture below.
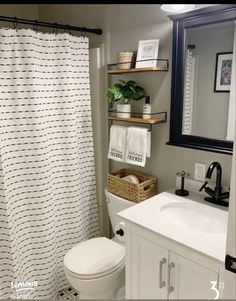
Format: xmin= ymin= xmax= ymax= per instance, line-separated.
xmin=57 ymin=284 xmax=125 ymax=299
xmin=58 ymin=287 xmax=79 ymax=299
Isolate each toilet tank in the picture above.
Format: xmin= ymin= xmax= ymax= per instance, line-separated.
xmin=105 ymin=189 xmax=135 ymax=233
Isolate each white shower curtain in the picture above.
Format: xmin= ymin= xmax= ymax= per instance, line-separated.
xmin=183 ymin=48 xmax=195 ymax=135
xmin=0 ymin=28 xmax=99 ymax=299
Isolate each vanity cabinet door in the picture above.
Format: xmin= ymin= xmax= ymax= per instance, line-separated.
xmin=169 ymin=252 xmax=219 ymax=299
xmin=131 ymin=234 xmax=169 ymax=299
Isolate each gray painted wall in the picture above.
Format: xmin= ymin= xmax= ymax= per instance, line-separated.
xmin=38 ymin=4 xmax=232 ymax=194
xmin=0 ymin=4 xmax=231 ymax=237
xmin=0 ymin=5 xmax=38 ymax=23
xmin=187 ymin=22 xmax=234 ymax=139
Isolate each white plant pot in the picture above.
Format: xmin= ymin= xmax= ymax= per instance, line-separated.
xmin=117 ymin=104 xmax=131 ymax=118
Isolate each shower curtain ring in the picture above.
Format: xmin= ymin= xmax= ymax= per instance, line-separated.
xmin=33 ymin=20 xmax=38 ymax=33
xmin=13 ymin=17 xmax=18 ymax=31
xmin=53 ymin=23 xmax=58 ymax=35
xmin=81 ymin=27 xmax=86 ymax=38
xmin=66 ymin=24 xmax=71 ymax=34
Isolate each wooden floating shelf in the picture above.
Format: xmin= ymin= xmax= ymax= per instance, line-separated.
xmin=107 ymin=66 xmax=168 ymax=74
xmin=108 ymin=116 xmax=166 ymax=124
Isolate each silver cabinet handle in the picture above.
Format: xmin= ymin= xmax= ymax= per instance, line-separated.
xmin=159 ymin=258 xmax=167 ymax=289
xmin=168 ymin=262 xmax=175 ymax=294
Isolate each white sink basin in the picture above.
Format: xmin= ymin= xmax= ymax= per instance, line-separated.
xmin=160 ymin=202 xmax=227 ymax=234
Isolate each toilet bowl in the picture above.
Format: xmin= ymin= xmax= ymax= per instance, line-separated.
xmin=64 ymin=237 xmax=125 ymax=299
xmin=63 ymin=190 xmax=135 ymax=299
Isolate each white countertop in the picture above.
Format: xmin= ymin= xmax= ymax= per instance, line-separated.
xmin=117 ymin=190 xmax=228 ymax=263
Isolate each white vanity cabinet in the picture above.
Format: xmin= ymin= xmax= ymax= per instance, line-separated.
xmin=118 ymin=191 xmax=227 ymax=300
xmin=126 ymin=225 xmax=223 ymax=300
xmin=131 ymin=234 xmax=169 ymax=299
xmin=169 ymin=252 xmax=218 ymax=299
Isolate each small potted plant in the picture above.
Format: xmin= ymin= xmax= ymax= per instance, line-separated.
xmin=107 ymin=79 xmax=147 ymax=118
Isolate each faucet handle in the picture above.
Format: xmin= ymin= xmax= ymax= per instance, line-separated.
xmin=176 ymin=171 xmax=190 ymax=177
xmin=199 ymin=181 xmax=208 ymax=192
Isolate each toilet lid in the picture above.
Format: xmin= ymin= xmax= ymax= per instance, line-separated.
xmin=64 ymin=237 xmax=125 ymax=278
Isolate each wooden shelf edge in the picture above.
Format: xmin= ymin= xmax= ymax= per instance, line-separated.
xmin=107 ymin=67 xmax=168 ymax=74
xmin=108 ymin=116 xmax=166 ymax=124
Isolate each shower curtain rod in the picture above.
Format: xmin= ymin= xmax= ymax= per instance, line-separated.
xmin=0 ymin=15 xmax=103 ymax=35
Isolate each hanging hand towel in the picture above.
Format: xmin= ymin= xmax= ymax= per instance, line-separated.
xmin=108 ymin=125 xmax=127 ymax=162
xmin=125 ymin=127 xmax=149 ymax=167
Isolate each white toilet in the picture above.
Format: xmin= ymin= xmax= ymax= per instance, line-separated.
xmin=63 ymin=189 xmax=135 ymax=299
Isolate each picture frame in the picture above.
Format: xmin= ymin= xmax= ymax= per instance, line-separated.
xmin=214 ymin=52 xmax=233 ymax=92
xmin=135 ymin=39 xmax=160 ymax=68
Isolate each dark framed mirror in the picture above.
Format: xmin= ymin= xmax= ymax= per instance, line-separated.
xmin=167 ymin=5 xmax=236 ymax=155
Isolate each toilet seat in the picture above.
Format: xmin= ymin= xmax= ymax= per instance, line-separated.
xmin=64 ymin=237 xmax=125 ymax=280
xmin=64 ymin=259 xmax=125 ymax=280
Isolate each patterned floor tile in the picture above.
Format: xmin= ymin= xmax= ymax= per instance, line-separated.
xmin=57 ymin=287 xmax=79 ymax=299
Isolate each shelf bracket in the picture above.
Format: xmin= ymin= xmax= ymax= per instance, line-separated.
xmin=108 ymin=118 xmax=152 ymax=132
xmin=107 ymin=111 xmax=167 ymax=132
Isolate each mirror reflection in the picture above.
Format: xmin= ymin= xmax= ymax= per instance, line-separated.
xmin=182 ymin=21 xmax=235 ymax=141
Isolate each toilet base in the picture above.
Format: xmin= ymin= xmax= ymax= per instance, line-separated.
xmin=79 ymin=290 xmax=113 ymax=299
xmin=114 ymin=284 xmax=125 ymax=299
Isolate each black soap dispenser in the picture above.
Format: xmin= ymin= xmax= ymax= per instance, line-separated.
xmin=175 ymin=171 xmax=190 ymax=196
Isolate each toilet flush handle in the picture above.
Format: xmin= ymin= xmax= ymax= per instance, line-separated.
xmin=116 ymin=229 xmax=124 ymax=236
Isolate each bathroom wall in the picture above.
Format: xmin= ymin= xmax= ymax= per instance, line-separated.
xmin=0 ymin=4 xmax=227 ymax=237
xmin=39 ymin=4 xmax=232 ymax=192
xmin=0 ymin=5 xmax=39 ymax=22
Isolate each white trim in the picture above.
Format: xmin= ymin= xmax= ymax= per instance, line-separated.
xmin=89 ymin=44 xmax=109 ymax=237
xmin=223 ymin=24 xmax=236 ymax=295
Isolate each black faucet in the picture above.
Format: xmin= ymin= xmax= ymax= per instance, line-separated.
xmin=199 ymin=161 xmax=229 ymax=207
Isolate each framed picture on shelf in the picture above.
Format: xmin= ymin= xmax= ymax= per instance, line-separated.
xmin=214 ymin=52 xmax=233 ymax=92
xmin=135 ymin=39 xmax=160 ymax=68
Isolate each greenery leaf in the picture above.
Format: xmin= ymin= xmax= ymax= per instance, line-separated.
xmin=118 ymin=79 xmax=126 ymax=85
xmin=132 ymin=85 xmax=147 ymax=100
xmin=126 ymin=80 xmax=136 ymax=87
xmin=106 ymin=79 xmax=147 ymax=105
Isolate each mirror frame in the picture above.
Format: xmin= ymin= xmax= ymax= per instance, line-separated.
xmin=167 ymin=4 xmax=236 ymax=155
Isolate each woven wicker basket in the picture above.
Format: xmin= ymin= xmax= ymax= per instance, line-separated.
xmin=107 ymin=168 xmax=157 ymax=203
xmin=117 ymin=51 xmax=134 ymax=70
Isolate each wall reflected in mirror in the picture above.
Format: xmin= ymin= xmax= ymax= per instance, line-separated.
xmin=182 ymin=21 xmax=235 ymax=141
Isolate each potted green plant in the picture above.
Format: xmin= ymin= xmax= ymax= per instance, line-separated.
xmin=107 ymin=79 xmax=147 ymax=118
